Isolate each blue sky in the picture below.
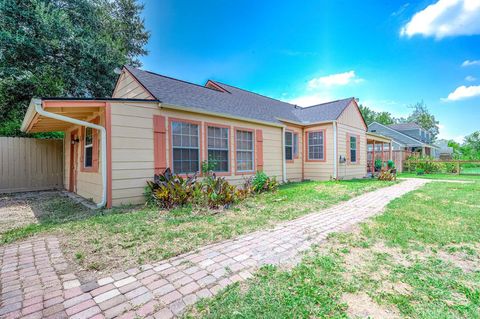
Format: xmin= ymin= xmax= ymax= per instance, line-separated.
xmin=139 ymin=0 xmax=480 ymax=142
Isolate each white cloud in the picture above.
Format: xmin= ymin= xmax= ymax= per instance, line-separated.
xmin=442 ymin=85 xmax=480 ymax=101
xmin=400 ymin=0 xmax=480 ymax=39
xmin=288 ymin=93 xmax=335 ymax=107
xmin=307 ymin=71 xmax=363 ymax=89
xmin=462 ymin=59 xmax=480 ymax=67
xmin=465 ymin=75 xmax=477 ymax=81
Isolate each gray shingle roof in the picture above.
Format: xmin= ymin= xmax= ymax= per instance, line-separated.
xmin=125 ymin=66 xmax=355 ymax=125
xmin=387 ymin=123 xmax=422 ymax=131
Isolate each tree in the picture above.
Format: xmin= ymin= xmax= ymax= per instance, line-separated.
xmin=461 ymin=131 xmax=480 ymax=159
xmin=0 ymin=0 xmax=149 ymax=136
xmin=359 ymin=104 xmax=396 ymax=125
xmin=406 ymin=101 xmax=439 ymax=141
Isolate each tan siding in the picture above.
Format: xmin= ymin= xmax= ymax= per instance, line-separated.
xmin=112 ymin=71 xmax=154 ymax=100
xmin=64 ymin=112 xmax=105 ymax=203
xmin=336 ymin=102 xmax=367 ymax=179
xmin=109 ymin=103 xmax=283 ymax=206
xmin=303 ymin=123 xmax=335 ymax=180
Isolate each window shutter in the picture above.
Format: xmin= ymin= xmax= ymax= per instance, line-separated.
xmin=256 ymin=129 xmax=263 ymax=171
xmin=153 ymin=115 xmax=167 ymax=174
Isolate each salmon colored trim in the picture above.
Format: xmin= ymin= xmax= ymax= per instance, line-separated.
xmin=305 ymin=129 xmax=327 ymax=162
xmin=80 ymin=116 xmax=100 ymax=173
xmin=153 ymin=115 xmax=167 ymax=174
xmin=234 ymin=126 xmax=256 ymax=175
xmin=168 ymin=117 xmax=203 ymax=176
xmin=43 ymin=100 xmax=107 ymax=108
xmin=205 ymin=80 xmax=229 ymax=93
xmin=204 ymin=122 xmax=232 ymax=176
xmin=350 ymin=99 xmax=368 ymax=131
xmin=256 ymin=129 xmax=263 ymax=171
xmin=105 ymin=103 xmax=112 ymax=208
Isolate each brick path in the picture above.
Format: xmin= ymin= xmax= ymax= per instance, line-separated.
xmin=0 ymin=179 xmax=429 ymax=318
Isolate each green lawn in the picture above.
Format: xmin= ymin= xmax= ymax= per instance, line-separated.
xmin=398 ymin=172 xmax=480 ymax=181
xmin=186 ymin=179 xmax=480 ymax=318
xmin=1 ymin=179 xmax=393 ymax=274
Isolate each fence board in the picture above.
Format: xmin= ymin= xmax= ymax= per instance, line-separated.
xmin=0 ymin=137 xmax=63 ymax=193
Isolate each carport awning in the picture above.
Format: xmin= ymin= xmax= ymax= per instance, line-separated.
xmin=21 ymin=99 xmax=107 ymax=133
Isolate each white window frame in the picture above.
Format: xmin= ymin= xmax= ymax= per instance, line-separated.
xmin=285 ymin=131 xmax=293 ymax=161
xmin=84 ymin=127 xmax=93 ymax=168
xmin=350 ymin=136 xmax=357 ymax=163
xmin=171 ymin=121 xmax=200 ymax=174
xmin=236 ymin=129 xmax=254 ymax=172
xmin=307 ymin=131 xmax=325 ymax=160
xmin=207 ymin=126 xmax=229 ymax=173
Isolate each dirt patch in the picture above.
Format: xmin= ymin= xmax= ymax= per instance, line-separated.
xmin=437 ymin=250 xmax=479 ymax=273
xmin=0 ymin=191 xmax=64 ymax=233
xmin=380 ymin=281 xmax=412 ymax=295
xmin=341 ymin=292 xmax=400 ymax=319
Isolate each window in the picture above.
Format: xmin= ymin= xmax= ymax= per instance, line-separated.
xmin=308 ymin=131 xmax=324 ymax=160
xmin=293 ymin=133 xmax=299 ymax=158
xmin=236 ymin=130 xmax=254 ymax=172
xmin=350 ymin=136 xmax=357 ymax=163
xmin=285 ymin=131 xmax=293 ymax=160
xmin=171 ymin=121 xmax=200 ymax=174
xmin=207 ymin=126 xmax=229 ymax=172
xmin=84 ymin=127 xmax=93 ymax=168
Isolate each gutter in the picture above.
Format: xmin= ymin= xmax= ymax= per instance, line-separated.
xmin=333 ymin=121 xmax=338 ymax=180
xmin=27 ymin=99 xmax=107 ymax=208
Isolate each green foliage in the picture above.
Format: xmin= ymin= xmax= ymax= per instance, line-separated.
xmin=359 ymin=104 xmax=395 ymax=125
xmin=196 ymin=174 xmax=238 ymax=209
xmin=387 ymin=159 xmax=395 ymax=169
xmin=378 ymin=169 xmax=396 ymax=181
xmin=251 ymin=171 xmax=279 ymax=193
xmin=374 ymin=159 xmax=383 ymax=171
xmin=416 ymin=168 xmax=425 ymax=175
xmin=146 ymin=168 xmax=197 ymax=209
xmin=0 ymin=0 xmax=149 ymax=136
xmin=406 ymin=101 xmax=439 ymax=141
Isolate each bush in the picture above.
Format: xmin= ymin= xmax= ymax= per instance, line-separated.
xmin=416 ymin=168 xmax=425 ymax=175
xmin=378 ymin=170 xmax=396 ymax=181
xmin=146 ymin=168 xmax=197 ymax=209
xmin=195 ymin=174 xmax=237 ymax=209
xmin=374 ymin=159 xmax=383 ymax=171
xmin=251 ymin=171 xmax=279 ymax=193
xmin=387 ymin=160 xmax=395 ymax=169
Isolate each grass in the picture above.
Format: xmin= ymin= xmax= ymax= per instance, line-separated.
xmin=185 ymin=179 xmax=480 ymax=318
xmin=398 ymin=172 xmax=480 ymax=181
xmin=0 ymin=179 xmax=393 ymax=274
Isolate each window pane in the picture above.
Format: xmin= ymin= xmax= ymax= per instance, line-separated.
xmin=285 ymin=146 xmax=293 ymax=160
xmin=172 ymin=122 xmax=199 ymax=174
xmin=208 ymin=150 xmax=228 ymax=172
xmin=308 ymin=131 xmax=324 ymax=160
xmin=85 ymin=127 xmax=93 ymax=145
xmin=236 ymin=130 xmax=254 ymax=171
xmin=285 ymin=132 xmax=292 ymax=146
xmin=351 ymin=150 xmax=357 ymax=163
xmin=85 ymin=146 xmax=93 ymax=167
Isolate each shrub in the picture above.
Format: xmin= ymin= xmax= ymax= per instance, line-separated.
xmin=195 ymin=174 xmax=237 ymax=209
xmin=387 ymin=160 xmax=395 ymax=169
xmin=378 ymin=170 xmax=396 ymax=181
xmin=251 ymin=171 xmax=278 ymax=193
xmin=146 ymin=168 xmax=197 ymax=209
xmin=416 ymin=168 xmax=425 ymax=175
xmin=374 ymin=159 xmax=383 ymax=171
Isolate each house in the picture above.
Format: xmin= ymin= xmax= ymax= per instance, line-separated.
xmin=21 ymin=66 xmax=368 ymax=207
xmin=368 ymin=122 xmax=439 ymax=157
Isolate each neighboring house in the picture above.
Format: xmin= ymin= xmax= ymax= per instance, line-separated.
xmin=368 ymin=122 xmax=439 ymax=157
xmin=21 ymin=66 xmax=368 ymax=207
xmin=434 ymin=140 xmax=454 ymax=159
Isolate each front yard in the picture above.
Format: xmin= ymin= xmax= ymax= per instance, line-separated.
xmin=186 ymin=177 xmax=480 ymax=318
xmin=0 ymin=179 xmax=392 ymax=277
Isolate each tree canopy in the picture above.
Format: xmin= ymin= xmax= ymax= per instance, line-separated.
xmin=359 ymin=101 xmax=440 ymax=141
xmin=0 ymin=0 xmax=149 ymax=136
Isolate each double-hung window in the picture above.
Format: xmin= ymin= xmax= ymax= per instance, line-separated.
xmin=171 ymin=121 xmax=200 ymax=174
xmin=207 ymin=126 xmax=229 ymax=172
xmin=285 ymin=131 xmax=293 ymax=160
xmin=236 ymin=130 xmax=254 ymax=172
xmin=84 ymin=127 xmax=93 ymax=168
xmin=307 ymin=131 xmax=324 ymax=160
xmin=350 ymin=136 xmax=357 ymax=163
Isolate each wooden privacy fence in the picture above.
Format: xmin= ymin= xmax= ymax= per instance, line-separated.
xmin=0 ymin=137 xmax=63 ymax=193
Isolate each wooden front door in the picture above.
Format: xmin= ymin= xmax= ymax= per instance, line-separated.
xmin=69 ymin=130 xmax=79 ymax=192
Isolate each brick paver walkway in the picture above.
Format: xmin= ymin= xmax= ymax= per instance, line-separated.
xmin=0 ymin=179 xmax=429 ymax=318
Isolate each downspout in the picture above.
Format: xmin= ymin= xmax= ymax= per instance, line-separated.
xmin=33 ymin=100 xmax=107 ymax=208
xmin=333 ymin=121 xmax=338 ymax=180
xmin=281 ymin=126 xmax=287 ymax=183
